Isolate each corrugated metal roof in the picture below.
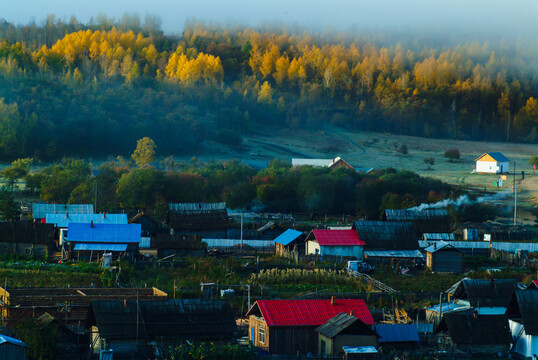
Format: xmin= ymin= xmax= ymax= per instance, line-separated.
xmin=292 ymin=158 xmax=335 ymax=167
xmin=476 ymin=152 xmax=510 ymax=162
xmin=425 ymin=240 xmax=462 ymax=254
xmin=385 ymin=209 xmax=448 ymax=221
xmin=315 ymin=312 xmax=359 ymax=338
xmin=273 ymin=229 xmax=303 ymax=246
xmin=257 ymin=221 xmax=276 ymax=232
xmin=342 ymin=346 xmax=378 ymax=354
xmin=364 ymin=250 xmax=423 ymax=258
xmin=376 ymin=324 xmax=420 ymax=343
xmin=46 ymin=213 xmax=128 ymax=227
xmin=440 ymin=309 xmax=512 ymax=345
xmin=425 ymin=302 xmax=469 ymax=314
xmin=168 ymin=202 xmax=227 ymax=213
xmin=508 ymin=290 xmax=538 ymax=335
xmin=247 ymin=299 xmax=373 ymax=327
xmin=312 ymin=230 xmax=365 ymax=246
xmin=423 ymin=233 xmax=455 ymax=241
xmin=419 ymin=240 xmax=538 ymax=253
xmin=449 ymin=279 xmax=517 ymax=307
xmin=33 ymin=203 xmax=94 ymax=219
xmin=67 ymin=223 xmax=141 ymax=244
xmin=73 ymin=243 xmax=128 ymax=251
xmin=202 ymin=239 xmax=274 ymax=248
xmin=354 ymin=221 xmax=418 ymax=250
xmin=0 ymin=334 xmax=29 ymax=348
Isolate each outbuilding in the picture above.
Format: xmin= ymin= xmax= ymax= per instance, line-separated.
xmin=475 ymin=152 xmax=510 ymax=174
xmin=306 ymin=230 xmax=365 ymax=260
xmin=425 ymin=240 xmax=464 ymax=273
xmin=0 ymin=334 xmax=28 ymax=360
xmin=273 ymin=229 xmax=305 ymax=257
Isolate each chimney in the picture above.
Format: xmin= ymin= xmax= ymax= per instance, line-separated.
xmin=90 ymin=220 xmax=94 ymax=228
xmin=103 ymin=212 xmax=106 ymax=218
xmin=331 ymin=296 xmax=335 ymax=306
xmin=66 ymin=212 xmax=69 ymax=218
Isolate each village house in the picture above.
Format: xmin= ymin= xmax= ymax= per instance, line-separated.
xmin=46 ymin=213 xmax=128 ymax=245
xmin=354 ymin=221 xmax=419 ymax=251
xmin=305 ymin=229 xmax=365 ymax=260
xmin=0 ymin=287 xmax=167 ymax=328
xmin=292 ymin=157 xmax=356 ymax=171
xmin=0 ymin=221 xmax=56 ymax=258
xmin=475 ymin=152 xmax=510 ymax=174
xmin=385 ymin=209 xmax=451 ymax=236
xmin=246 ymin=298 xmax=374 ymax=355
xmin=505 ymin=290 xmax=538 ymax=359
xmin=446 ymin=278 xmax=517 ymax=313
xmin=32 ymin=203 xmax=94 ymax=221
xmin=152 ymin=233 xmax=205 ymax=258
xmin=527 ymin=280 xmax=538 ymax=290
xmin=0 ymin=334 xmax=28 ymax=360
xmin=66 ymin=222 xmax=141 ymax=262
xmin=315 ymin=312 xmax=378 ymax=356
xmin=273 ymin=229 xmax=305 ymax=258
xmin=129 ymin=212 xmax=161 ymax=239
xmin=424 ymin=241 xmax=464 ymax=273
xmin=88 ymin=299 xmax=236 ymax=359
xmin=168 ymin=202 xmax=230 ymax=237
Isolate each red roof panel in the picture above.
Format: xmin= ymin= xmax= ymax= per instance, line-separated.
xmin=255 ymin=299 xmax=373 ymax=326
xmin=312 ymin=229 xmax=365 ymax=246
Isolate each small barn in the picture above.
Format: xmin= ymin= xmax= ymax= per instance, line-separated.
xmin=385 ymin=209 xmax=450 ymax=235
xmin=66 ymin=223 xmax=141 ymax=262
xmin=375 ymin=324 xmax=420 ymax=350
xmin=88 ymin=299 xmax=236 ymax=359
xmin=353 ymin=221 xmax=418 ymax=251
xmin=425 ymin=241 xmax=464 ymax=273
xmin=273 ymin=229 xmax=305 ymax=257
xmin=152 ymin=233 xmax=205 ymax=258
xmin=505 ymin=290 xmax=538 ymax=359
xmin=306 ymin=230 xmax=365 ymax=260
xmin=315 ymin=312 xmax=377 ymax=356
xmin=0 ymin=334 xmax=28 ymax=360
xmin=0 ymin=221 xmax=56 ymax=257
xmin=246 ymin=298 xmax=374 ymax=355
xmin=168 ymin=202 xmax=229 ymax=235
xmin=475 ymin=152 xmax=510 ymax=174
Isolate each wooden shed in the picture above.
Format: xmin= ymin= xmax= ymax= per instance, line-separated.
xmin=425 ymin=241 xmax=464 ymax=273
xmin=0 ymin=221 xmax=56 ymax=258
xmin=0 ymin=334 xmax=28 ymax=360
xmin=273 ymin=229 xmax=305 ymax=257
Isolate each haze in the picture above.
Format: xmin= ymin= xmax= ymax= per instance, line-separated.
xmin=1 ymin=0 xmax=536 ymax=37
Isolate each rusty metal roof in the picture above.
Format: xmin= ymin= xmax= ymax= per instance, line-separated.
xmin=247 ymin=299 xmax=373 ymax=327
xmin=311 ymin=230 xmax=365 ymax=246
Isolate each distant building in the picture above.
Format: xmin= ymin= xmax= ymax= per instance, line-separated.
xmin=385 ymin=209 xmax=450 ymax=235
xmin=422 ymin=233 xmax=455 ymax=241
xmin=153 ymin=233 xmax=205 ymax=258
xmin=425 ymin=241 xmax=464 ymax=273
xmin=246 ymin=298 xmax=374 ymax=355
xmin=446 ymin=278 xmax=517 ymax=313
xmin=353 ymin=221 xmax=418 ymax=251
xmin=66 ymin=223 xmax=141 ymax=262
xmin=0 ymin=334 xmax=28 ymax=360
xmin=88 ymin=299 xmax=236 ymax=359
xmin=306 ymin=229 xmax=365 ymax=260
xmin=168 ymin=202 xmax=229 ymax=236
xmin=475 ymin=152 xmax=510 ymax=174
xmin=0 ymin=221 xmax=56 ymax=258
xmin=505 ymin=290 xmax=538 ymax=359
xmin=32 ymin=203 xmax=94 ymax=220
xmin=292 ymin=157 xmax=356 ymax=171
xmin=315 ymin=312 xmax=377 ymax=356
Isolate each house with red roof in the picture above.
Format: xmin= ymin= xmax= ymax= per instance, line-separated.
xmin=305 ymin=229 xmax=365 ymax=260
xmin=246 ymin=298 xmax=374 ymax=355
xmin=527 ymin=280 xmax=538 ymax=290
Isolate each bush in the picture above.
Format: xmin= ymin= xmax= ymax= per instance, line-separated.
xmin=216 ymin=129 xmax=243 ymax=146
xmin=444 ymin=148 xmax=460 ymax=162
xmin=397 ymin=144 xmax=408 ymax=155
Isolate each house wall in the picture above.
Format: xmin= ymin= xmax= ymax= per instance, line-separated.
xmin=249 ymin=315 xmax=269 ymax=350
xmin=321 ymin=245 xmax=363 ymax=260
xmin=306 ymin=241 xmax=321 ymax=255
xmin=509 ymin=319 xmax=538 ymax=359
xmin=269 ymin=326 xmax=318 ymax=355
xmin=429 ymin=250 xmax=463 ymax=273
xmin=318 ymin=334 xmax=334 ymax=355
xmin=0 ymin=343 xmax=27 ymax=360
xmin=476 ymin=160 xmax=509 ymax=174
xmin=0 ymin=242 xmax=48 ymax=258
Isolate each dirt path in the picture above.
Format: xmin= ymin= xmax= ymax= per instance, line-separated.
xmin=520 ymin=175 xmax=538 ymax=205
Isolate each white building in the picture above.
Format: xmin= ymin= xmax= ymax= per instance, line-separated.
xmin=305 ymin=229 xmax=364 ymax=260
xmin=475 ymin=152 xmax=510 ymax=174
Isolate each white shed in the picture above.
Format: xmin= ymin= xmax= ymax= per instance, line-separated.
xmin=305 ymin=229 xmax=364 ymax=260
xmin=475 ymin=152 xmax=510 ymax=174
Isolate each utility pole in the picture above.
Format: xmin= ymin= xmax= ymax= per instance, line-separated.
xmin=240 ymin=213 xmax=243 ymax=251
xmin=514 ymin=161 xmax=517 ymax=225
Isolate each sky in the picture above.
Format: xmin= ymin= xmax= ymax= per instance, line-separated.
xmin=1 ymin=0 xmax=536 ymax=36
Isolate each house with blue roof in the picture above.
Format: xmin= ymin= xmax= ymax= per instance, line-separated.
xmin=274 ymin=229 xmax=305 ymax=258
xmin=0 ymin=334 xmax=29 ymax=359
xmin=66 ymin=223 xmax=141 ymax=262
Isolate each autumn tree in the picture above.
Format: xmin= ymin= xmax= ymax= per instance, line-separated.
xmin=132 ymin=137 xmax=156 ymax=167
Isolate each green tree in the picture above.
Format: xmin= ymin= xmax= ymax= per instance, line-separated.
xmin=131 ymin=137 xmax=156 ymax=167
xmin=1 ymin=157 xmax=32 ymax=191
xmin=529 ymin=155 xmax=538 ymax=167
xmin=116 ymin=167 xmax=165 ymax=209
xmin=0 ymin=188 xmax=21 ymax=220
xmin=444 ymin=148 xmax=460 ymax=162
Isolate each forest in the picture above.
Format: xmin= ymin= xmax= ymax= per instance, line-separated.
xmin=1 ymin=15 xmax=538 ymax=160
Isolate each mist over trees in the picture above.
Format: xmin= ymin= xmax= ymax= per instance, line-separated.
xmin=1 ymin=16 xmax=538 ymax=160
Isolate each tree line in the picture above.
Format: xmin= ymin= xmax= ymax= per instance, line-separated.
xmin=1 ymin=17 xmax=538 ymax=161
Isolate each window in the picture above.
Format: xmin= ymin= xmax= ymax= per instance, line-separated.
xmin=259 ymin=327 xmax=265 ymax=344
xmin=25 ymin=248 xmax=32 ymax=255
